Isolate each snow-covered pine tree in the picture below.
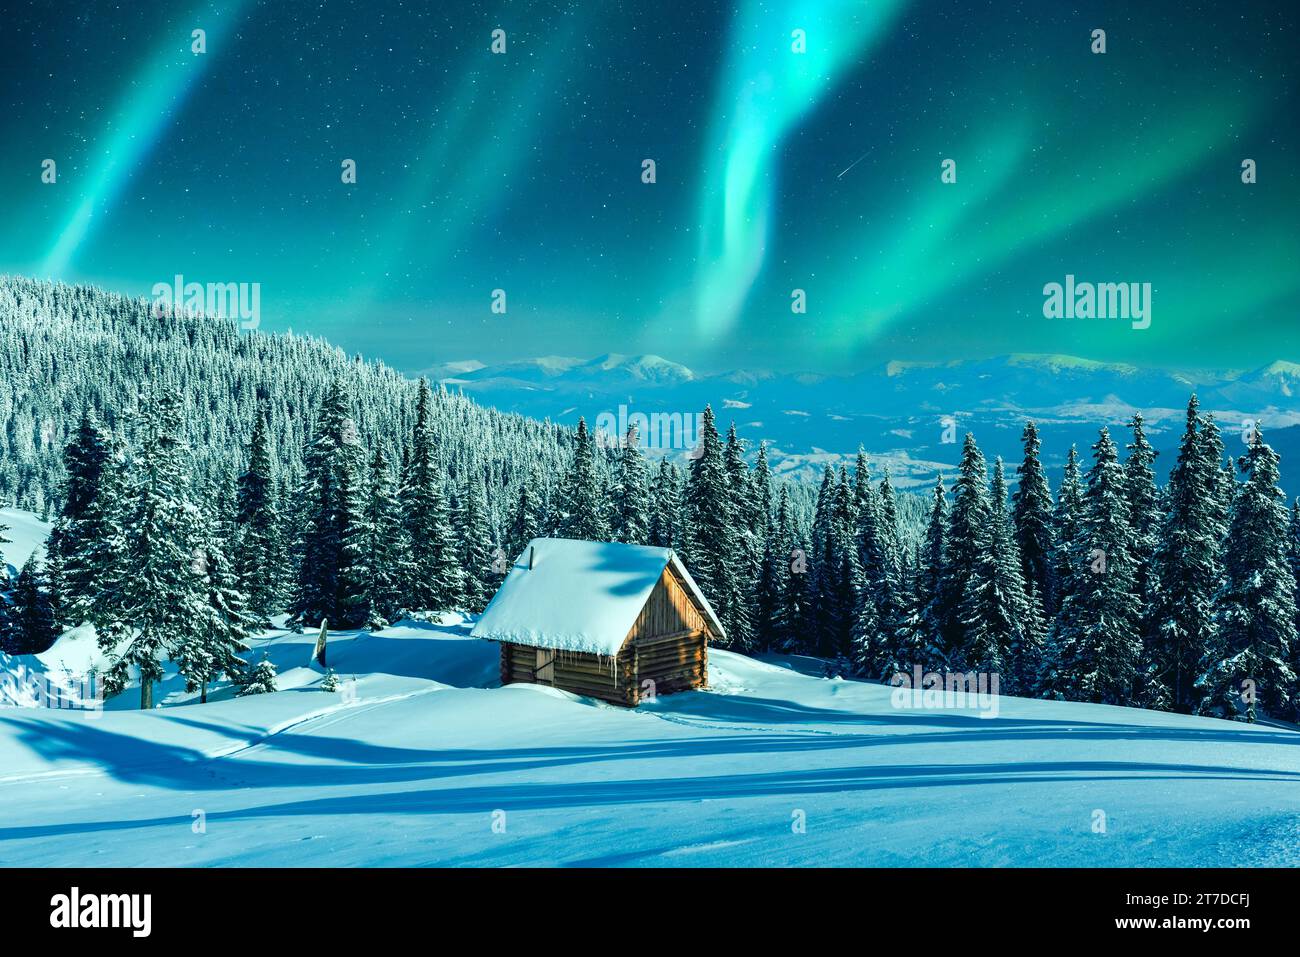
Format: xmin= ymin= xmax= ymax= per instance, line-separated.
xmin=753 ymin=442 xmax=774 ymax=535
xmin=234 ymin=404 xmax=282 ymax=628
xmin=1012 ymin=421 xmax=1057 ymax=617
xmin=1052 ymin=428 xmax=1143 ymax=705
xmin=1198 ymin=426 xmax=1298 ymax=721
xmin=955 ymin=457 xmax=1030 ymax=676
xmin=648 ymin=458 xmax=682 ymax=549
xmin=682 ymin=405 xmax=748 ymax=647
xmin=1147 ymin=396 xmax=1224 ymax=713
xmin=722 ymin=424 xmax=760 ymax=651
xmin=505 ymin=469 xmax=542 ymax=558
xmin=49 ymin=410 xmax=117 ymax=624
xmin=611 ymin=426 xmax=651 ymax=545
xmin=332 ymin=435 xmax=373 ymax=630
xmin=755 ymin=488 xmax=789 ymax=652
xmin=177 ymin=523 xmax=254 ymax=703
xmin=1049 ymin=444 xmax=1084 ymax=617
xmin=237 ymin=653 xmax=278 ymax=696
xmin=850 ymin=452 xmax=893 ymax=676
xmin=5 ymin=555 xmax=58 ymax=655
xmin=940 ymin=434 xmax=992 ymax=657
xmin=1200 ymin=414 xmax=1234 ymax=519
xmin=819 ymin=467 xmax=859 ymax=662
xmin=356 ymin=445 xmax=407 ymax=628
xmin=1289 ymin=499 xmax=1300 ymax=632
xmin=878 ymin=466 xmax=903 ymax=587
xmin=455 ymin=470 xmax=496 ymax=614
xmin=93 ymin=390 xmax=206 ymax=709
xmin=1124 ymin=412 xmax=1161 ymax=627
xmin=400 ymin=378 xmax=463 ymax=612
xmin=552 ymin=417 xmax=610 ymax=541
xmin=292 ymin=378 xmax=367 ymax=628
xmin=917 ymin=474 xmax=947 ymax=647
xmin=0 ymin=518 xmax=9 ymax=646
xmin=888 ymin=474 xmax=948 ymax=676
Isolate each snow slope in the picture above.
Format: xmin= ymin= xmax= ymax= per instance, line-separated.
xmin=1 ymin=619 xmax=1298 ymax=867
xmin=0 ymin=508 xmax=50 ymax=578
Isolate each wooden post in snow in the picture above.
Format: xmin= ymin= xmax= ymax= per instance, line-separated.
xmin=314 ymin=620 xmax=328 ymax=668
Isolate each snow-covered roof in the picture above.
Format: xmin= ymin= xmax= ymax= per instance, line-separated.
xmin=469 ymin=538 xmax=724 ymax=656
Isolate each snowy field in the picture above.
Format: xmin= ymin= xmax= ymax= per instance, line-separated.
xmin=2 ymin=612 xmax=1299 ymax=866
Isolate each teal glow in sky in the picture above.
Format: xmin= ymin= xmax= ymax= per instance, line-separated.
xmin=2 ymin=0 xmax=1297 ymax=375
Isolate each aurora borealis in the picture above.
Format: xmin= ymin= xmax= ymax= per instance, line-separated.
xmin=1 ymin=0 xmax=1296 ymax=375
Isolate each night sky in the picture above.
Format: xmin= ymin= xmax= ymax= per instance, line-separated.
xmin=2 ymin=0 xmax=1296 ymax=375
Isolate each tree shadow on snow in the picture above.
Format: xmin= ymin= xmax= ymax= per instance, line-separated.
xmin=3 ymin=756 xmax=1299 ymax=846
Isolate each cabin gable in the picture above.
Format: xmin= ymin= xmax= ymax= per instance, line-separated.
xmin=625 ymin=568 xmax=706 ymax=645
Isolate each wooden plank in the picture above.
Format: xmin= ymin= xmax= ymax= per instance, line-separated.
xmin=635 ymin=628 xmax=704 ymax=649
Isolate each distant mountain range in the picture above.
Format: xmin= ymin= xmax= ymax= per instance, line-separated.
xmin=424 ymin=353 xmax=1300 ymax=495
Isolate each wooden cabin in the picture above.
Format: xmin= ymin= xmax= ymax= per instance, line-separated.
xmin=469 ymin=538 xmax=725 ymax=706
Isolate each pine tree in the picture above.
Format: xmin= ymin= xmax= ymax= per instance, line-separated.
xmin=611 ymin=426 xmax=651 ymax=544
xmin=1198 ymin=426 xmax=1298 ymax=721
xmin=850 ymin=453 xmax=896 ymax=676
xmin=50 ymin=410 xmax=117 ymax=623
xmin=752 ymin=442 xmax=774 ymax=535
xmin=505 ymin=470 xmax=542 ymax=558
xmin=877 ymin=466 xmax=903 ymax=585
xmin=755 ymin=496 xmax=787 ymax=653
xmin=93 ymin=391 xmax=207 ymax=709
xmin=1012 ymin=421 xmax=1056 ymax=616
xmin=648 ymin=459 xmax=682 ymax=548
xmin=889 ymin=475 xmax=948 ymax=675
xmin=456 ymin=471 xmax=496 ymax=613
xmin=177 ymin=525 xmax=254 ymax=703
xmin=1049 ymin=444 xmax=1085 ymax=621
xmin=1147 ymin=396 xmax=1224 ymax=712
xmin=940 ymin=434 xmax=991 ymax=656
xmin=1201 ymin=415 xmax=1233 ymax=519
xmin=955 ymin=457 xmax=1030 ymax=676
xmin=292 ymin=378 xmax=370 ymax=628
xmin=237 ymin=653 xmax=278 ymax=696
xmin=1289 ymin=499 xmax=1300 ymax=632
xmin=0 ymin=517 xmax=9 ymax=644
xmin=553 ymin=418 xmax=610 ymax=541
xmin=6 ymin=555 xmax=58 ymax=655
xmin=356 ymin=445 xmax=407 ymax=627
xmin=682 ymin=406 xmax=747 ymax=647
xmin=400 ymin=379 xmax=462 ymax=612
xmin=1053 ymin=429 xmax=1143 ymax=704
xmin=234 ymin=405 xmax=282 ymax=628
xmin=722 ymin=424 xmax=759 ymax=651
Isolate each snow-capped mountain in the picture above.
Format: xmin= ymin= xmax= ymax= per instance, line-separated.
xmin=431 ymin=352 xmax=1300 ymax=491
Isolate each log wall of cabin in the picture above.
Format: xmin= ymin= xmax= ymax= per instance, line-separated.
xmin=499 ymin=641 xmax=636 ymax=706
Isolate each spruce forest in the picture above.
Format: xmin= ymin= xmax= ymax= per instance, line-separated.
xmin=0 ymin=278 xmax=1295 ymax=722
